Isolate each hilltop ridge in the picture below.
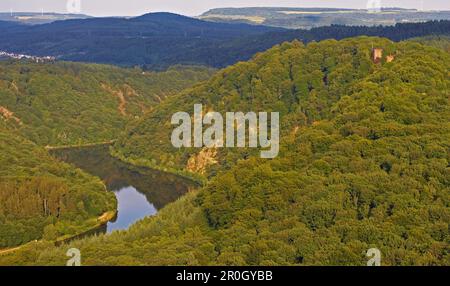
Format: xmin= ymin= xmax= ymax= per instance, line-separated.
xmin=200 ymin=7 xmax=450 ymax=29
xmin=0 ymin=12 xmax=90 ymax=25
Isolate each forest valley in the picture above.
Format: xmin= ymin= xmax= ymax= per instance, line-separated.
xmin=0 ymin=35 xmax=449 ymax=266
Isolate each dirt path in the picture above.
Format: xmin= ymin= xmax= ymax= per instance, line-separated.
xmin=45 ymin=140 xmax=116 ymax=150
xmin=0 ymin=245 xmax=25 ymax=255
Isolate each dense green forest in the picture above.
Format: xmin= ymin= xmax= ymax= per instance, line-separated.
xmin=411 ymin=35 xmax=450 ymax=53
xmin=2 ymin=37 xmax=448 ymax=265
xmin=0 ymin=123 xmax=116 ymax=248
xmin=113 ymin=36 xmax=450 ymax=179
xmin=0 ymin=61 xmax=213 ymax=146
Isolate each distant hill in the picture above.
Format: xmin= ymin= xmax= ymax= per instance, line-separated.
xmin=200 ymin=7 xmax=450 ymax=29
xmin=0 ymin=12 xmax=90 ymax=25
xmin=0 ymin=12 xmax=282 ymax=69
xmin=0 ymin=20 xmax=22 ymax=28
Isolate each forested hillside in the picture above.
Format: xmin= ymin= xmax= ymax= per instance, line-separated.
xmin=0 ymin=61 xmax=213 ymax=146
xmin=0 ymin=123 xmax=116 ymax=248
xmin=0 ymin=60 xmax=212 ymax=249
xmin=113 ymin=36 xmax=449 ymax=178
xmin=2 ymin=37 xmax=448 ymax=265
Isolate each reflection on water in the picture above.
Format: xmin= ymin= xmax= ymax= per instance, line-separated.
xmin=108 ymin=186 xmax=157 ymax=233
xmin=51 ymin=145 xmax=197 ymax=234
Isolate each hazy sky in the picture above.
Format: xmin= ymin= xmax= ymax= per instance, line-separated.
xmin=1 ymin=0 xmax=449 ymax=17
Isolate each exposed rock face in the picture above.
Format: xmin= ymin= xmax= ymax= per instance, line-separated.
xmin=186 ymin=148 xmax=218 ymax=175
xmin=101 ymin=83 xmax=127 ymax=116
xmin=0 ymin=106 xmax=22 ymax=125
xmin=10 ymin=81 xmax=19 ymax=93
xmin=386 ymin=55 xmax=395 ymax=63
xmin=101 ymin=83 xmax=139 ymax=116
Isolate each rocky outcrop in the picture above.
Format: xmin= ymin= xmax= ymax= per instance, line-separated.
xmin=0 ymin=106 xmax=22 ymax=125
xmin=186 ymin=148 xmax=218 ymax=175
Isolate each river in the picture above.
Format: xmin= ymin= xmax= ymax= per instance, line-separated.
xmin=50 ymin=145 xmax=197 ymax=234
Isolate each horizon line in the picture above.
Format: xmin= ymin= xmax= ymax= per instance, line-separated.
xmin=1 ymin=6 xmax=450 ymax=18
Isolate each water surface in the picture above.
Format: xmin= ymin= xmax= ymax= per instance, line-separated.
xmin=51 ymin=145 xmax=196 ymax=233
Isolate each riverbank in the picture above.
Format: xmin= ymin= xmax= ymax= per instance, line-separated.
xmin=45 ymin=140 xmax=116 ymax=151
xmin=0 ymin=210 xmax=117 ymax=256
xmin=47 ymin=140 xmax=205 ymax=186
xmin=0 ymin=245 xmax=25 ymax=256
xmin=110 ymin=149 xmax=207 ymax=186
xmin=55 ymin=210 xmax=117 ymax=246
xmin=1 ymin=145 xmax=203 ymax=256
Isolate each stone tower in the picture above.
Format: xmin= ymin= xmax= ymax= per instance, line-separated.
xmin=372 ymin=48 xmax=383 ymax=63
